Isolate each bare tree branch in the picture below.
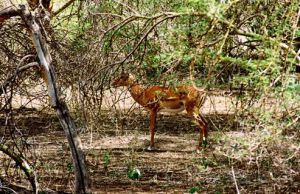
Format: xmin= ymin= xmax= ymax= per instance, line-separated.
xmin=0 ymin=62 xmax=38 ymax=96
xmin=0 ymin=6 xmax=21 ymax=22
xmin=19 ymin=6 xmax=90 ymax=193
xmin=52 ymin=0 xmax=75 ymax=17
xmin=0 ymin=4 xmax=90 ymax=193
xmin=0 ymin=143 xmax=38 ymax=193
xmin=99 ymin=11 xmax=300 ymax=67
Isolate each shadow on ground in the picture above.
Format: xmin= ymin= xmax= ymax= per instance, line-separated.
xmin=1 ymin=109 xmax=299 ymax=193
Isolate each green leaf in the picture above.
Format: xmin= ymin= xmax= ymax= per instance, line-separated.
xmin=127 ymin=167 xmax=142 ymax=180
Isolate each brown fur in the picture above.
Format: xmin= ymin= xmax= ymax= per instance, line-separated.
xmin=112 ymin=73 xmax=207 ymax=151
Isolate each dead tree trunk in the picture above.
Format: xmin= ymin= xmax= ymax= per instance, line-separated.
xmin=0 ymin=5 xmax=89 ymax=193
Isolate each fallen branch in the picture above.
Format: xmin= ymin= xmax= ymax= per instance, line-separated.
xmin=231 ymin=166 xmax=240 ymax=194
xmin=0 ymin=143 xmax=38 ymax=193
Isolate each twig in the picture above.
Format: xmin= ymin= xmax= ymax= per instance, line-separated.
xmin=111 ymin=14 xmax=180 ymax=66
xmin=291 ymin=7 xmax=300 ymax=65
xmin=88 ymin=11 xmax=124 ymax=19
xmin=285 ymin=142 xmax=300 ymax=162
xmin=52 ymin=0 xmax=76 ymax=17
xmin=1 ymin=4 xmax=90 ymax=193
xmin=284 ymin=6 xmax=300 ymax=65
xmin=112 ymin=0 xmax=139 ymax=15
xmin=0 ymin=62 xmax=38 ymax=95
xmin=0 ymin=186 xmax=18 ymax=194
xmin=0 ymin=5 xmax=20 ymax=22
xmin=231 ymin=166 xmax=240 ymax=194
xmin=0 ymin=143 xmax=38 ymax=193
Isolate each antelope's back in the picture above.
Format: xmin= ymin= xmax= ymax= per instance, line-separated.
xmin=183 ymin=85 xmax=207 ymax=108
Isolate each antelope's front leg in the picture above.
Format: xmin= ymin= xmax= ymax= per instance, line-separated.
xmin=148 ymin=110 xmax=157 ymax=151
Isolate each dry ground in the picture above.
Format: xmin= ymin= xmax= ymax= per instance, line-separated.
xmin=1 ymin=91 xmax=300 ymax=193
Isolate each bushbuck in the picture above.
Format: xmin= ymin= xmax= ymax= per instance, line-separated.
xmin=112 ymin=73 xmax=207 ymax=151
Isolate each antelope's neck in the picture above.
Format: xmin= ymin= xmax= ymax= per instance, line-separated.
xmin=128 ymin=83 xmax=145 ymax=106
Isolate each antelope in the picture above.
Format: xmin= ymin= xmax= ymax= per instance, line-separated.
xmin=112 ymin=73 xmax=207 ymax=151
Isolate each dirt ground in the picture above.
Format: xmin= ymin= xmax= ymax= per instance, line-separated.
xmin=1 ymin=91 xmax=300 ymax=193
xmin=0 ymin=109 xmax=238 ymax=194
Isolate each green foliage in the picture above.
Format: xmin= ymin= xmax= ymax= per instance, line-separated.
xmin=103 ymin=151 xmax=111 ymax=169
xmin=193 ymin=157 xmax=217 ymax=169
xmin=50 ymin=0 xmax=300 ymax=153
xmin=66 ymin=162 xmax=73 ymax=172
xmin=46 ymin=0 xmax=300 ymax=132
xmin=61 ymin=0 xmax=300 ymax=136
xmin=189 ymin=186 xmax=201 ymax=194
xmin=127 ymin=167 xmax=142 ymax=180
xmin=2 ymin=0 xmax=300 ymax=193
xmin=53 ymin=1 xmax=93 ymax=51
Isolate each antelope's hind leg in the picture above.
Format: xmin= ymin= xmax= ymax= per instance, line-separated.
xmin=196 ymin=114 xmax=208 ymax=148
xmin=188 ymin=107 xmax=208 ymax=151
xmin=147 ymin=109 xmax=157 ymax=151
xmin=186 ymin=104 xmax=207 ymax=152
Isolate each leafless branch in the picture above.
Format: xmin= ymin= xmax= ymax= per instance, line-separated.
xmin=0 ymin=143 xmax=39 ymax=193
xmin=53 ymin=0 xmax=76 ymax=17
xmin=0 ymin=62 xmax=38 ymax=96
xmin=0 ymin=5 xmax=21 ymax=22
xmin=231 ymin=166 xmax=240 ymax=194
xmin=0 ymin=4 xmax=90 ymax=193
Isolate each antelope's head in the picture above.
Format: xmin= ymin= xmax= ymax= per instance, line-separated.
xmin=112 ymin=73 xmax=136 ymax=87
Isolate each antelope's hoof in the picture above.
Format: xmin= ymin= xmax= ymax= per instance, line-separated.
xmin=147 ymin=145 xmax=155 ymax=151
xmin=202 ymin=140 xmax=208 ymax=147
xmin=196 ymin=143 xmax=208 ymax=154
xmin=201 ymin=138 xmax=208 ymax=147
xmin=196 ymin=146 xmax=203 ymax=154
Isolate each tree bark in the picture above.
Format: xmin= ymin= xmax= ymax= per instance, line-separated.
xmin=20 ymin=6 xmax=90 ymax=193
xmin=0 ymin=5 xmax=90 ymax=193
xmin=0 ymin=144 xmax=38 ymax=193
